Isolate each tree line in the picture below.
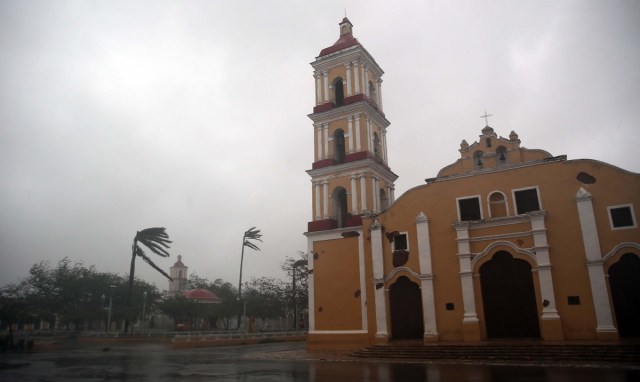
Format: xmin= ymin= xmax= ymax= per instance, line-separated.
xmin=0 ymin=254 xmax=308 ymax=334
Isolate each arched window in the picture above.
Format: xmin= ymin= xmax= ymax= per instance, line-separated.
xmin=368 ymin=81 xmax=377 ymax=105
xmin=333 ymin=129 xmax=345 ymax=163
xmin=373 ymin=132 xmax=382 ymax=159
xmin=488 ymin=191 xmax=508 ymax=218
xmin=333 ymin=77 xmax=344 ymax=106
xmin=496 ymin=146 xmax=507 ymax=166
xmin=380 ymin=189 xmax=389 ymax=210
xmin=474 ymin=151 xmax=484 ymax=169
xmin=332 ymin=187 xmax=348 ymax=228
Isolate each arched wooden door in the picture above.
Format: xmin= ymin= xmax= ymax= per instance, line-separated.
xmin=609 ymin=253 xmax=640 ymax=337
xmin=480 ymin=251 xmax=540 ymax=338
xmin=389 ymin=276 xmax=423 ymax=340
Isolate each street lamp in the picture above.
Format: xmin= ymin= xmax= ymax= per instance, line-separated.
xmin=107 ymin=285 xmax=116 ymax=333
xmin=142 ymin=291 xmax=148 ymax=331
xmin=292 ymin=259 xmax=308 ymax=330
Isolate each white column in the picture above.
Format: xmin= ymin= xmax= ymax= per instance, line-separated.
xmin=322 ymin=71 xmax=329 ymax=103
xmin=390 ymin=185 xmax=395 ymax=202
xmin=314 ymin=181 xmax=321 ymax=220
xmin=381 ymin=129 xmax=388 ymax=162
xmin=360 ymin=174 xmax=367 ymax=212
xmin=416 ymin=212 xmax=438 ymax=339
xmin=347 ymin=116 xmax=354 ymax=153
xmin=353 ymin=62 xmax=360 ymax=94
xmin=323 ymin=123 xmax=329 ymax=159
xmin=529 ymin=211 xmax=561 ymax=320
xmin=455 ymin=223 xmax=479 ymax=324
xmin=345 ymin=63 xmax=352 ymax=96
xmin=315 ymin=73 xmax=322 ymax=105
xmin=315 ymin=124 xmax=322 ymax=161
xmin=322 ymin=181 xmax=329 ymax=219
xmin=366 ymin=117 xmax=372 ymax=153
xmin=371 ymin=176 xmax=378 ymax=213
xmin=370 ymin=219 xmax=388 ymax=340
xmin=362 ymin=64 xmax=368 ymax=97
xmin=307 ymin=239 xmax=316 ymax=331
xmin=575 ymin=188 xmax=617 ymax=334
xmin=355 ymin=115 xmax=362 ymax=151
xmin=358 ymin=234 xmax=368 ymax=331
xmin=377 ymin=78 xmax=383 ymax=111
xmin=350 ymin=175 xmax=358 ymax=214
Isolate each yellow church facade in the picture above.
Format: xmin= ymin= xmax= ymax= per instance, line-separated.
xmin=305 ymin=19 xmax=640 ymax=350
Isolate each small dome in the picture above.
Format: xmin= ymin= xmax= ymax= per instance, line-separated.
xmin=183 ymin=289 xmax=221 ymax=304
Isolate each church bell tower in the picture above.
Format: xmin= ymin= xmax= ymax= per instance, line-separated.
xmin=307 ymin=18 xmax=397 ymax=232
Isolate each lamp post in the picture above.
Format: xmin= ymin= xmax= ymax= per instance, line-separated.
xmin=101 ymin=294 xmax=106 ymax=331
xmin=292 ymin=259 xmax=308 ymax=330
xmin=107 ymin=285 xmax=116 ymax=333
xmin=142 ymin=291 xmax=148 ymax=331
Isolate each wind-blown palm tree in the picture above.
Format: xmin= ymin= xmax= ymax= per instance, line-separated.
xmin=125 ymin=227 xmax=173 ymax=332
xmin=237 ymin=227 xmax=262 ymax=329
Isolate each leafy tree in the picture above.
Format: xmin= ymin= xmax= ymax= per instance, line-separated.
xmin=126 ymin=227 xmax=173 ymax=332
xmin=243 ymin=277 xmax=288 ymax=319
xmin=282 ymin=252 xmax=309 ymax=329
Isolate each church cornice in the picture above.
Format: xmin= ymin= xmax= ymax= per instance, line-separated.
xmin=308 ymin=98 xmax=389 ymax=128
xmin=307 ymin=157 xmax=398 ymax=184
xmin=312 ymin=45 xmax=383 ymax=79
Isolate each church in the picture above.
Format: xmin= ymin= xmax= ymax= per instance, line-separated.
xmin=304 ymin=18 xmax=640 ymax=350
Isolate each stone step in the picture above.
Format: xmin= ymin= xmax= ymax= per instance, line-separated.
xmin=351 ymin=344 xmax=640 ymax=364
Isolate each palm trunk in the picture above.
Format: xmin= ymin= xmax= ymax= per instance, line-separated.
xmin=125 ymin=241 xmax=137 ymax=333
xmin=237 ymin=241 xmax=246 ymax=330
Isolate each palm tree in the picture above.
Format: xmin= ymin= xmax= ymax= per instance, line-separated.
xmin=237 ymin=227 xmax=262 ymax=329
xmin=125 ymin=227 xmax=173 ymax=332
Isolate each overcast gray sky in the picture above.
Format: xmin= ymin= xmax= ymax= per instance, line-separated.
xmin=1 ymin=0 xmax=638 ymax=289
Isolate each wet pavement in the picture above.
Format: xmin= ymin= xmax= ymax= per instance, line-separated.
xmin=1 ymin=342 xmax=639 ymax=381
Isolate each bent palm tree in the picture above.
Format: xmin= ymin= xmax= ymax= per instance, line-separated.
xmin=125 ymin=227 xmax=173 ymax=332
xmin=237 ymin=227 xmax=262 ymax=329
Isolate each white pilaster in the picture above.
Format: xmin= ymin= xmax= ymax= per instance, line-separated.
xmin=382 ymin=129 xmax=388 ymax=162
xmin=307 ymin=239 xmax=316 ymax=331
xmin=315 ymin=73 xmax=322 ymax=105
xmin=377 ymin=78 xmax=383 ymax=111
xmin=355 ymin=115 xmax=362 ymax=151
xmin=353 ymin=62 xmax=360 ymax=94
xmin=358 ymin=234 xmax=368 ymax=331
xmin=323 ymin=123 xmax=329 ymax=159
xmin=315 ymin=124 xmax=322 ymax=161
xmin=371 ymin=176 xmax=378 ymax=212
xmin=314 ymin=181 xmax=321 ymax=220
xmin=345 ymin=63 xmax=352 ymax=96
xmin=347 ymin=116 xmax=354 ymax=153
xmin=416 ymin=212 xmax=438 ymax=338
xmin=363 ymin=64 xmax=369 ymax=97
xmin=360 ymin=174 xmax=367 ymax=212
xmin=370 ymin=219 xmax=388 ymax=339
xmin=322 ymin=71 xmax=329 ymax=103
xmin=529 ymin=211 xmax=561 ymax=320
xmin=322 ymin=181 xmax=329 ymax=219
xmin=575 ymin=188 xmax=617 ymax=334
xmin=350 ymin=175 xmax=358 ymax=214
xmin=455 ymin=223 xmax=479 ymax=323
xmin=367 ymin=117 xmax=372 ymax=153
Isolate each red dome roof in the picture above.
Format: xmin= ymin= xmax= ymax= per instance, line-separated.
xmin=183 ymin=289 xmax=221 ymax=304
xmin=319 ymin=33 xmax=359 ymax=57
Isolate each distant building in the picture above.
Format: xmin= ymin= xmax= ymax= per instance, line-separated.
xmin=168 ymin=255 xmax=188 ymax=296
xmin=305 ymin=18 xmax=640 ymax=350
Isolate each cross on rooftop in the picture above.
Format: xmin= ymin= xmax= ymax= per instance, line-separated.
xmin=480 ymin=110 xmax=493 ymax=126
